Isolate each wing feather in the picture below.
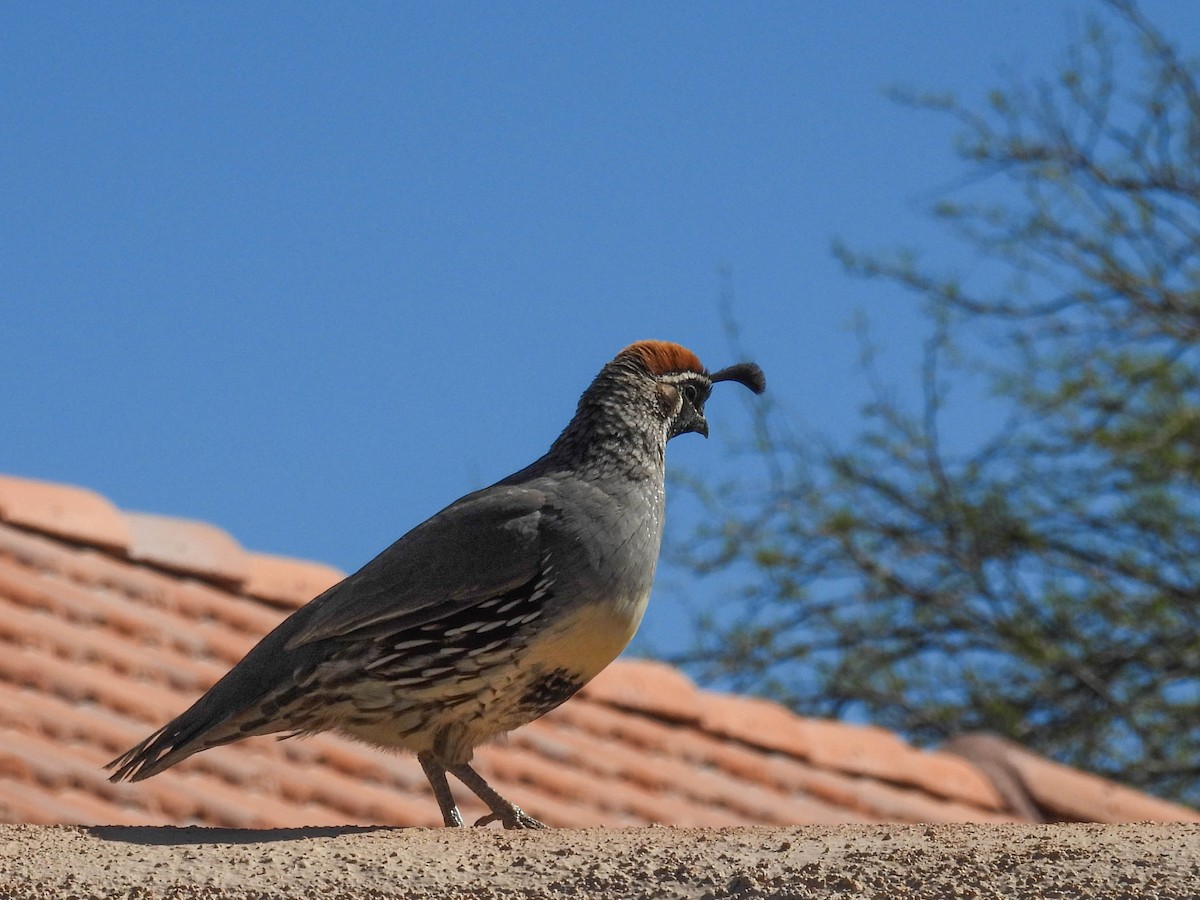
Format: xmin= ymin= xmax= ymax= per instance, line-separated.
xmin=284 ymin=484 xmax=547 ymax=649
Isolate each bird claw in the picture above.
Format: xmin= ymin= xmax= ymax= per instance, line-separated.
xmin=473 ymin=808 xmax=546 ymax=830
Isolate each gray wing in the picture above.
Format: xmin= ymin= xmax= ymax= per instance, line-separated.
xmin=284 ymin=483 xmax=548 ymax=649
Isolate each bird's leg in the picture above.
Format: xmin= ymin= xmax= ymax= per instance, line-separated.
xmin=449 ymin=762 xmax=546 ymax=829
xmin=418 ymin=753 xmax=464 ymax=827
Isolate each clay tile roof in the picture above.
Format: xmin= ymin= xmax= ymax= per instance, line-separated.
xmin=124 ymin=511 xmax=249 ymax=588
xmin=0 ymin=475 xmax=131 ymax=553
xmin=579 ymin=658 xmax=704 ymax=723
xmin=1 ymin=471 xmax=1197 ymax=829
xmin=943 ymin=734 xmax=1200 ymax=824
xmin=243 ymin=552 xmax=345 ymax=610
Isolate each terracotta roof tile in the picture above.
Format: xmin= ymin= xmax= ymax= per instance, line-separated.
xmin=244 ymin=552 xmax=344 ymax=609
xmin=904 ymin=748 xmax=1007 ymax=811
xmin=124 ymin=511 xmax=249 ymax=587
xmin=646 ymin=728 xmax=867 ymax=823
xmin=0 ymin=522 xmax=79 ymax=573
xmin=0 ymin=475 xmax=132 ymax=552
xmin=1 ymin=470 xmax=1196 ymax=830
xmin=825 ymin=774 xmax=1019 ymax=824
xmin=757 ymin=753 xmax=874 ymax=812
xmin=305 ymin=737 xmax=407 ymax=785
xmin=164 ymin=772 xmax=270 ymax=828
xmin=550 ymin=694 xmax=690 ymax=757
xmin=697 ymin=692 xmax=1008 ymax=811
xmin=945 ymin=734 xmax=1200 ymax=824
xmin=1 ymin=780 xmax=101 ymax=825
xmin=0 ymin=561 xmax=206 ymax=655
xmin=262 ymin=757 xmax=435 ymax=825
xmin=52 ymin=787 xmax=162 ymax=826
xmin=517 ymin=706 xmax=867 ymax=825
xmin=2 ymin=686 xmax=144 ymax=760
xmin=650 ymin=733 xmax=870 ymax=823
xmin=175 ymin=580 xmax=287 ymax=637
xmin=580 ymin=658 xmax=704 ymax=723
xmin=0 ymin=640 xmax=188 ymax=725
xmin=0 ymin=599 xmax=221 ymax=694
xmin=0 ymin=729 xmax=116 ymax=798
xmin=699 ymin=691 xmax=814 ymax=758
xmin=799 ymin=718 xmax=923 ymax=782
xmin=190 ymin=621 xmax=258 ymax=667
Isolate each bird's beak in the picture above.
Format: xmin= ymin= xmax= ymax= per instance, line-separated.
xmin=671 ymin=406 xmax=709 ymax=439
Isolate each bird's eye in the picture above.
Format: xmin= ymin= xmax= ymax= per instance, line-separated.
xmin=681 ymin=383 xmax=698 ymax=404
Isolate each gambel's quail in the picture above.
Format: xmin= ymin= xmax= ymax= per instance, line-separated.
xmin=107 ymin=340 xmax=765 ymax=828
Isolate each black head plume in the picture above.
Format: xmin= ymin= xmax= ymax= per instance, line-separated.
xmin=710 ymin=362 xmax=766 ymax=395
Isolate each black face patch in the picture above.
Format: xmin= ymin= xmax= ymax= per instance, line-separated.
xmin=521 ymin=668 xmax=584 ymax=719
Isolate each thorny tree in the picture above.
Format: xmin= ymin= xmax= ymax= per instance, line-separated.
xmin=674 ymin=0 xmax=1200 ymax=805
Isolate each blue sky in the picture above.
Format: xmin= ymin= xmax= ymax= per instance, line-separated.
xmin=4 ymin=2 xmax=1196 ymax=656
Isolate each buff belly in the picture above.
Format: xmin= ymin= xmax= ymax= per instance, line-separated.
xmin=332 ymin=587 xmax=652 ymax=763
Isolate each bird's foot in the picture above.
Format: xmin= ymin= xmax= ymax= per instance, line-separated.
xmin=474 ymin=807 xmax=546 ymax=830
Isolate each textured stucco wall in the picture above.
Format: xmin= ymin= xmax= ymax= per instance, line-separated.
xmin=2 ymin=823 xmax=1198 ymax=899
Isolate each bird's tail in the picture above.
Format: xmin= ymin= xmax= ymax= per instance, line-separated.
xmin=106 ymin=719 xmax=218 ymax=782
xmin=106 ymin=606 xmax=327 ymax=782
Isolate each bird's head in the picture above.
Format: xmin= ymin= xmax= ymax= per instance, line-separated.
xmin=549 ymin=340 xmax=766 ymax=472
xmin=610 ymin=340 xmax=766 ymax=441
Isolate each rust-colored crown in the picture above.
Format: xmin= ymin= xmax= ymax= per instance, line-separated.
xmin=618 ymin=341 xmax=705 ymax=377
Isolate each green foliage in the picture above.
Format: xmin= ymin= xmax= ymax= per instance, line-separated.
xmin=675 ymin=0 xmax=1200 ymax=806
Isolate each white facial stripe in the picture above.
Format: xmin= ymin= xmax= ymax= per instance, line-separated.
xmin=656 ymin=372 xmax=710 ymax=385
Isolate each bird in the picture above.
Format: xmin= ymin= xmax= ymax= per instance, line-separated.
xmin=106 ymin=340 xmax=766 ymax=829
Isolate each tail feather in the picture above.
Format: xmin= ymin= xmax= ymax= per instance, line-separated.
xmin=105 ymin=727 xmax=170 ymax=782
xmin=106 ymin=604 xmax=328 ymax=782
xmin=105 ymin=716 xmax=244 ymax=782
